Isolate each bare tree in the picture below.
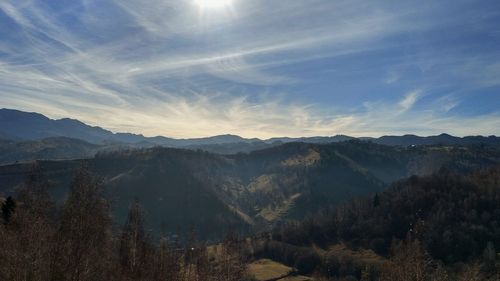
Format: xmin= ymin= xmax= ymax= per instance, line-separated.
xmin=0 ymin=163 xmax=54 ymax=281
xmin=153 ymin=236 xmax=181 ymax=281
xmin=457 ymin=264 xmax=483 ymax=281
xmin=380 ymin=239 xmax=432 ymax=281
xmin=50 ymin=164 xmax=113 ymax=281
xmin=119 ymin=199 xmax=149 ymax=279
xmin=213 ymin=232 xmax=247 ymax=281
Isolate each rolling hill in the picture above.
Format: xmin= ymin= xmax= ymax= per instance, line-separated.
xmin=0 ymin=141 xmax=498 ymax=239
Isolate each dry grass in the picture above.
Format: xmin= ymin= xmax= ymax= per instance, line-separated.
xmin=228 ymin=205 xmax=255 ymax=225
xmin=247 ymin=259 xmax=294 ymax=281
xmin=328 ymin=243 xmax=386 ymax=266
xmin=278 ymin=276 xmax=314 ymax=281
xmin=257 ymin=193 xmax=302 ymax=222
xmin=248 ymin=174 xmax=276 ymax=193
xmin=282 ymin=149 xmax=320 ymax=167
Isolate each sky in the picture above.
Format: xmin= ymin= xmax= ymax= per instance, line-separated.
xmin=0 ymin=0 xmax=499 ymax=138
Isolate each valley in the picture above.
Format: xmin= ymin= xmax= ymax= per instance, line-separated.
xmin=1 ymin=140 xmax=498 ymax=239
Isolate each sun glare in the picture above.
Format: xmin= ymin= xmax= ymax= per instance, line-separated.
xmin=194 ymin=0 xmax=232 ymax=9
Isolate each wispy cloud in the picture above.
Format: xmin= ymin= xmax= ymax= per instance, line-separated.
xmin=399 ymin=90 xmax=421 ymax=113
xmin=0 ymin=0 xmax=499 ymax=137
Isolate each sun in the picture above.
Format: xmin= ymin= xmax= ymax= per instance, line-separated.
xmin=194 ymin=0 xmax=232 ymax=9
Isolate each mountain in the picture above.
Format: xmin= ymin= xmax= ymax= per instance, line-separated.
xmin=184 ymin=141 xmax=274 ymax=154
xmin=0 ymin=141 xmax=498 ymax=239
xmin=265 ymin=135 xmax=356 ymax=144
xmin=2 ymin=109 xmax=500 ymax=158
xmin=0 ymin=109 xmax=262 ymax=147
xmin=3 ymin=108 xmax=500 ymax=148
xmin=0 ymin=109 xmax=121 ymax=143
xmin=372 ymin=133 xmax=500 ymax=146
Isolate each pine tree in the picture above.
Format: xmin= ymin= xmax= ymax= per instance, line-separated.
xmin=1 ymin=196 xmax=16 ymax=224
xmin=373 ymin=192 xmax=380 ymax=207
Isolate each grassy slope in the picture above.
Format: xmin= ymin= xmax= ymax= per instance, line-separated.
xmin=248 ymin=259 xmax=295 ymax=280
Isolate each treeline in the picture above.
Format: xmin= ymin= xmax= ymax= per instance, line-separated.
xmin=254 ymin=167 xmax=500 ymax=280
xmin=0 ymin=163 xmax=254 ymax=281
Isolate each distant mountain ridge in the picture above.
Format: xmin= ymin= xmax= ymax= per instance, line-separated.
xmin=0 ymin=108 xmax=165 ymax=144
xmin=372 ymin=133 xmax=500 ymax=146
xmin=1 ymin=108 xmax=499 ymax=151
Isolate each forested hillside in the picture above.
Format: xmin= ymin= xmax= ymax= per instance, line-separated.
xmin=0 ymin=137 xmax=101 ymax=164
xmin=0 ymin=165 xmax=252 ymax=281
xmin=0 ymin=141 xmax=498 ymax=239
xmin=2 ymin=158 xmax=499 ymax=280
xmin=254 ymin=167 xmax=500 ymax=280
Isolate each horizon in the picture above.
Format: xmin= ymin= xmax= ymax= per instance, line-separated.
xmin=1 ymin=1 xmax=499 ymax=138
xmin=1 ymin=107 xmax=498 ymax=140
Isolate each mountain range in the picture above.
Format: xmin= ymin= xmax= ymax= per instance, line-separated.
xmin=0 ymin=108 xmax=499 ymax=164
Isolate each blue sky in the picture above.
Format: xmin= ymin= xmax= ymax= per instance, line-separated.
xmin=0 ymin=0 xmax=499 ymax=138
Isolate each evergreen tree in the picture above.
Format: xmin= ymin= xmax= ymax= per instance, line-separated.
xmin=373 ymin=192 xmax=380 ymax=207
xmin=1 ymin=196 xmax=16 ymax=224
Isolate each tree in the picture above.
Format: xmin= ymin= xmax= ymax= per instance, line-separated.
xmin=373 ymin=192 xmax=380 ymax=207
xmin=215 ymin=231 xmax=246 ymax=281
xmin=1 ymin=196 xmax=16 ymax=224
xmin=154 ymin=236 xmax=181 ymax=281
xmin=380 ymin=240 xmax=432 ymax=281
xmin=120 ymin=199 xmax=149 ymax=278
xmin=0 ymin=164 xmax=55 ymax=281
xmin=457 ymin=264 xmax=483 ymax=281
xmin=51 ymin=164 xmax=113 ymax=281
xmin=360 ymin=266 xmax=374 ymax=281
xmin=482 ymin=242 xmax=496 ymax=273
